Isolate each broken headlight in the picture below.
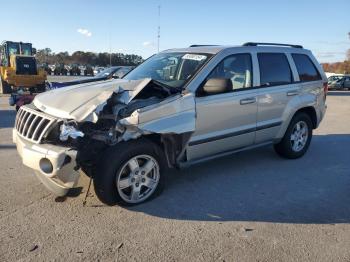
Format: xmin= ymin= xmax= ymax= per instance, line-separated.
xmin=59 ymin=122 xmax=84 ymax=141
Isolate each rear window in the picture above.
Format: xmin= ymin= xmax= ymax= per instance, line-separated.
xmin=292 ymin=54 xmax=321 ymax=82
xmin=258 ymin=53 xmax=292 ymax=86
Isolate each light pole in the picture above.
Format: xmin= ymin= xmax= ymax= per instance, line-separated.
xmin=157 ymin=5 xmax=160 ymax=53
xmin=109 ymin=32 xmax=112 ymax=67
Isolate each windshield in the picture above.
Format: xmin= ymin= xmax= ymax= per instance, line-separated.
xmin=7 ymin=42 xmax=20 ymax=56
xmin=21 ymin=43 xmax=32 ymax=55
xmin=124 ymin=52 xmax=212 ymax=89
xmin=95 ymin=67 xmax=117 ymax=78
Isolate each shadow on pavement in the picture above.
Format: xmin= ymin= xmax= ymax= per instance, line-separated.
xmin=0 ymin=110 xmax=16 ymax=128
xmin=55 ymin=187 xmax=83 ymax=202
xmin=328 ymin=91 xmax=350 ymax=96
xmin=0 ymin=144 xmax=16 ymax=150
xmin=130 ymin=134 xmax=350 ymax=224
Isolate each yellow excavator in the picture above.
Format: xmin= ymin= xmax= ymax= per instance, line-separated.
xmin=0 ymin=41 xmax=46 ymax=94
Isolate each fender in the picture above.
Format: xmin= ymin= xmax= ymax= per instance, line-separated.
xmin=119 ymin=93 xmax=196 ymax=135
xmin=275 ymin=85 xmax=323 ymax=141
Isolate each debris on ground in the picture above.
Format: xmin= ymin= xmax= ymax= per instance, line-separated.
xmin=117 ymin=243 xmax=123 ymax=250
xmin=29 ymin=245 xmax=38 ymax=252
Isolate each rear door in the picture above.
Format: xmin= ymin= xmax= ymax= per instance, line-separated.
xmin=187 ymin=53 xmax=258 ymax=160
xmin=254 ymin=52 xmax=299 ymax=143
xmin=344 ymin=76 xmax=350 ymax=89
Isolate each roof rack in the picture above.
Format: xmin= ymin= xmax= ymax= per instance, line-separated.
xmin=189 ymin=45 xmax=219 ymax=47
xmin=242 ymin=42 xmax=303 ymax=48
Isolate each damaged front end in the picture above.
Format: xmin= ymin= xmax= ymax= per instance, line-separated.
xmin=38 ymin=78 xmax=196 ymax=182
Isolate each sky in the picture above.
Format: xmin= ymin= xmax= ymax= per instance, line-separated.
xmin=1 ymin=0 xmax=349 ymax=63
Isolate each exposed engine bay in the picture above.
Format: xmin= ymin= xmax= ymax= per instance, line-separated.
xmin=37 ymin=78 xmax=196 ymax=175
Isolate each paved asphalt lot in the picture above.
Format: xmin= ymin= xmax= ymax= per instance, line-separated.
xmin=0 ymin=81 xmax=350 ymax=261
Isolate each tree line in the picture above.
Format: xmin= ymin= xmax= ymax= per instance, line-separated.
xmin=35 ymin=48 xmax=144 ymax=66
xmin=36 ymin=46 xmax=350 ymax=73
xmin=321 ymin=45 xmax=350 ymax=74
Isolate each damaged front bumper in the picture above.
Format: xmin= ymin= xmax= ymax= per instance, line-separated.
xmin=13 ymin=129 xmax=79 ymax=196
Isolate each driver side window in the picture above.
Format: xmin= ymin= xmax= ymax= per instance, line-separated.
xmin=208 ymin=53 xmax=253 ymax=90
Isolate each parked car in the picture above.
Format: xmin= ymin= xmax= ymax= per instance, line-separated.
xmin=69 ymin=64 xmax=81 ymax=76
xmin=9 ymin=90 xmax=35 ymax=111
xmin=13 ymin=43 xmax=327 ymax=206
xmin=93 ymin=67 xmax=105 ymax=75
xmin=84 ymin=65 xmax=94 ymax=76
xmin=328 ymin=75 xmax=350 ymax=90
xmin=40 ymin=63 xmax=52 ymax=75
xmin=48 ymin=66 xmax=134 ymax=89
xmin=327 ymin=74 xmax=343 ymax=85
xmin=53 ymin=63 xmax=68 ymax=75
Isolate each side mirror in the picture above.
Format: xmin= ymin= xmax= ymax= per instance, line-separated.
xmin=112 ymin=75 xmax=120 ymax=79
xmin=203 ymin=78 xmax=232 ymax=95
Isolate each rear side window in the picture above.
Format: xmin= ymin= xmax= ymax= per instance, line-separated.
xmin=258 ymin=53 xmax=292 ymax=86
xmin=292 ymin=54 xmax=321 ymax=82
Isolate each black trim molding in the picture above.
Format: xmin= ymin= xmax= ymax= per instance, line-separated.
xmin=188 ymin=121 xmax=282 ymax=146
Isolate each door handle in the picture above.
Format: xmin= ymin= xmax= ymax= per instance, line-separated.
xmin=240 ymin=97 xmax=256 ymax=105
xmin=287 ymin=90 xmax=299 ymax=96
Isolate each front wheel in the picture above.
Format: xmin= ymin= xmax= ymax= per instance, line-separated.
xmin=0 ymin=78 xmax=12 ymax=94
xmin=93 ymin=139 xmax=166 ymax=206
xmin=274 ymin=113 xmax=313 ymax=159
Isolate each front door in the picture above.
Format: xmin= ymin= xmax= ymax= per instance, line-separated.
xmin=187 ymin=53 xmax=258 ymax=160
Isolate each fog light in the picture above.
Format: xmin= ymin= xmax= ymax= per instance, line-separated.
xmin=39 ymin=158 xmax=53 ymax=174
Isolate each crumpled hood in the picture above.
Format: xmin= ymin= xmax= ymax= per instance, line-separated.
xmin=33 ymin=78 xmax=152 ymax=121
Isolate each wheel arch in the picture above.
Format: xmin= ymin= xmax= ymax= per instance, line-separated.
xmin=143 ymin=133 xmax=192 ymax=168
xmin=294 ymin=106 xmax=317 ymax=129
xmin=275 ymin=105 xmax=318 ymax=142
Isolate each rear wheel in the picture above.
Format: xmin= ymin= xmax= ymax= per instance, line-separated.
xmin=274 ymin=113 xmax=313 ymax=159
xmin=93 ymin=139 xmax=166 ymax=206
xmin=0 ymin=77 xmax=12 ymax=94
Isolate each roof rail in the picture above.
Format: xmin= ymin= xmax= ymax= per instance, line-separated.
xmin=189 ymin=45 xmax=219 ymax=47
xmin=242 ymin=42 xmax=303 ymax=48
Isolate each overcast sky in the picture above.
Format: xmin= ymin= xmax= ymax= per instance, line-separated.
xmin=2 ymin=0 xmax=349 ymax=62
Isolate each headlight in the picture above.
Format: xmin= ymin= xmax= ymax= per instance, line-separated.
xmin=59 ymin=123 xmax=84 ymax=141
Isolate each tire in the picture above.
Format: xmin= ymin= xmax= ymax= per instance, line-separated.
xmin=93 ymin=138 xmax=167 ymax=206
xmin=36 ymin=84 xmax=46 ymax=93
xmin=274 ymin=112 xmax=313 ymax=159
xmin=0 ymin=78 xmax=12 ymax=94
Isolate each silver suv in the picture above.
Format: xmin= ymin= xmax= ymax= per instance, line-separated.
xmin=13 ymin=42 xmax=327 ymax=205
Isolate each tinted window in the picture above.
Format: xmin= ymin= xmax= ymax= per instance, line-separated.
xmin=292 ymin=54 xmax=321 ymax=82
xmin=258 ymin=53 xmax=292 ymax=86
xmin=208 ymin=53 xmax=252 ymax=90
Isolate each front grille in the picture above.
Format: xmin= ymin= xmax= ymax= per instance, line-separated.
xmin=15 ymin=106 xmax=57 ymax=143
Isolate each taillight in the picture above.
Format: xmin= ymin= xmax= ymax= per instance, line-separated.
xmin=323 ymin=82 xmax=328 ymax=100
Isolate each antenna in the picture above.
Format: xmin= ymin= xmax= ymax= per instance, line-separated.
xmin=157 ymin=5 xmax=161 ymax=53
